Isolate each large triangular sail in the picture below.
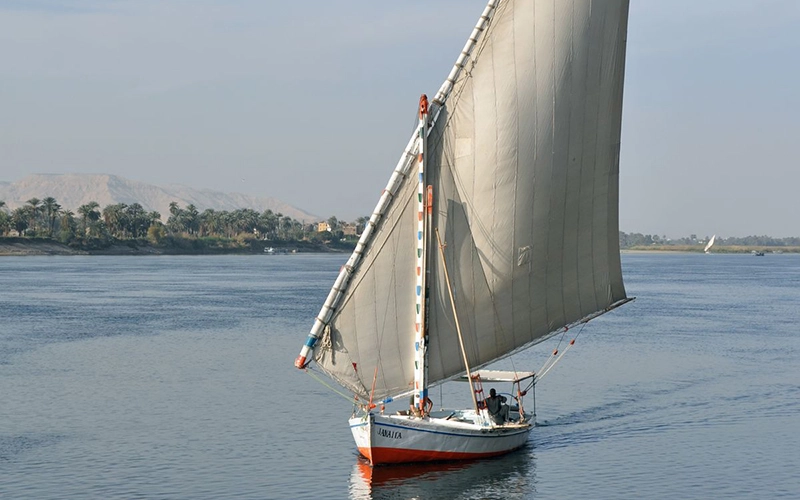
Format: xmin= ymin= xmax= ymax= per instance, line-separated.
xmin=704 ymin=235 xmax=716 ymax=253
xmin=296 ymin=0 xmax=630 ymax=403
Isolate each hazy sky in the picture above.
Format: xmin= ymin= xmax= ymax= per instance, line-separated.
xmin=2 ymin=0 xmax=798 ymax=238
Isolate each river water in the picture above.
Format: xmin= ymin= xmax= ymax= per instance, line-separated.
xmin=1 ymin=253 xmax=798 ymax=499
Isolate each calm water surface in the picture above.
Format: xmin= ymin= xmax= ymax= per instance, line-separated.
xmin=1 ymin=253 xmax=798 ymax=499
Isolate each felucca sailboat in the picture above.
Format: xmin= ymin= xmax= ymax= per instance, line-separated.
xmin=704 ymin=235 xmax=717 ymax=253
xmin=295 ymin=0 xmax=632 ymax=465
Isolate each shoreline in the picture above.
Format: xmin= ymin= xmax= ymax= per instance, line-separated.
xmin=3 ymin=239 xmax=797 ymax=257
xmin=0 ymin=238 xmax=351 ymax=257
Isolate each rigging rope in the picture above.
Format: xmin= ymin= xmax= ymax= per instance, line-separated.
xmin=304 ymin=367 xmax=361 ymax=405
xmin=535 ymin=323 xmax=588 ymax=383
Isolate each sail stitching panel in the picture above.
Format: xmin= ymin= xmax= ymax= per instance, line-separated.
xmin=590 ymin=3 xmax=608 ymax=312
xmin=490 ymin=9 xmax=500 ymax=363
xmin=573 ymin=0 xmax=592 ymax=324
xmin=605 ymin=1 xmax=629 ymax=303
xmin=527 ymin=0 xmax=538 ymax=344
xmin=553 ymin=0 xmax=572 ymax=333
xmin=332 ymin=181 xmax=415 ymax=316
xmin=508 ymin=0 xmax=521 ymax=353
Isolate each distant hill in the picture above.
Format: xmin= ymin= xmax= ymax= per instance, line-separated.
xmin=0 ymin=174 xmax=318 ymax=222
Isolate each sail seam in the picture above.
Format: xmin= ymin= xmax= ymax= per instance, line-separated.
xmin=509 ymin=0 xmax=519 ymax=353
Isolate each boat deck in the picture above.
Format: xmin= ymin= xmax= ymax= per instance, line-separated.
xmin=390 ymin=408 xmax=531 ymax=431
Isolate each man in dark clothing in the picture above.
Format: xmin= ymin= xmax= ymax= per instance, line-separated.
xmin=408 ymin=394 xmax=433 ymax=417
xmin=486 ymin=388 xmax=510 ymax=424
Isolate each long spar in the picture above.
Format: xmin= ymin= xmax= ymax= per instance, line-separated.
xmin=294 ymin=0 xmax=500 ymax=371
xmin=434 ymin=228 xmax=480 ymax=415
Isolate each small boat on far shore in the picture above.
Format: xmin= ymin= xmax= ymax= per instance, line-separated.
xmin=704 ymin=235 xmax=716 ymax=254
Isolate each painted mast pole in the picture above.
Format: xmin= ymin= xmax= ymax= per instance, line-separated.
xmin=414 ymin=94 xmax=430 ymax=413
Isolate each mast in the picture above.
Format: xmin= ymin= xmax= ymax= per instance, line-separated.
xmin=414 ymin=95 xmax=430 ymax=412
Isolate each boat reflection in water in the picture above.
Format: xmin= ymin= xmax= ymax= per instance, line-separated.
xmin=349 ymin=448 xmax=535 ymax=500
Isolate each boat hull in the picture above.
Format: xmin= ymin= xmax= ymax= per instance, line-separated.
xmin=349 ymin=412 xmax=531 ymax=465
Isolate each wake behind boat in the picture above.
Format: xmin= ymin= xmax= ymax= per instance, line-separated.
xmin=295 ymin=0 xmax=632 ymax=466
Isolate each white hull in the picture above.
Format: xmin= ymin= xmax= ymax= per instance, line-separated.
xmin=349 ymin=410 xmax=532 ymax=465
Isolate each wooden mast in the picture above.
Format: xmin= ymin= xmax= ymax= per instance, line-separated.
xmin=413 ymin=94 xmax=430 ymax=414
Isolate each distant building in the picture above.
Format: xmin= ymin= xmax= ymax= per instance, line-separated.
xmin=342 ymin=224 xmax=357 ymax=236
xmin=317 ymin=222 xmax=332 ymax=233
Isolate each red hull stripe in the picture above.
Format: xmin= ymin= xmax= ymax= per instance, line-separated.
xmin=358 ymin=446 xmax=522 ymax=465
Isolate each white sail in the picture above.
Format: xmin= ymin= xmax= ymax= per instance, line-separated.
xmin=305 ymin=0 xmax=630 ymax=403
xmin=704 ymin=235 xmax=716 ymax=253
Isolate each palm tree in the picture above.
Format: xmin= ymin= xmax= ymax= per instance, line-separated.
xmin=125 ymin=203 xmax=146 ymax=238
xmin=42 ymin=197 xmax=62 ymax=237
xmin=167 ymin=202 xmax=185 ymax=234
xmin=77 ymin=201 xmax=101 ymax=236
xmin=355 ymin=216 xmax=369 ymax=235
xmin=232 ymin=208 xmax=259 ymax=237
xmin=147 ymin=211 xmax=161 ymax=228
xmin=11 ymin=207 xmax=29 ymax=236
xmin=199 ymin=209 xmax=217 ymax=236
xmin=327 ymin=216 xmax=339 ymax=233
xmin=59 ymin=210 xmax=76 ymax=242
xmin=260 ymin=210 xmax=279 ymax=240
xmin=26 ymin=198 xmax=42 ymax=234
xmin=184 ymin=204 xmax=199 ymax=235
xmin=279 ymin=215 xmax=293 ymax=240
xmin=0 ymin=203 xmax=9 ymax=236
xmin=102 ymin=203 xmax=127 ymax=238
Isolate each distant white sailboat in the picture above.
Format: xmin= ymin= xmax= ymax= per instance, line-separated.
xmin=295 ymin=0 xmax=632 ymax=465
xmin=704 ymin=235 xmax=716 ymax=253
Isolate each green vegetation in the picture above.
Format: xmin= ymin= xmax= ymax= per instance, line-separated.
xmin=0 ymin=197 xmax=364 ymax=254
xmin=620 ymin=232 xmax=800 ymax=253
xmin=3 ymin=198 xmax=798 ymax=255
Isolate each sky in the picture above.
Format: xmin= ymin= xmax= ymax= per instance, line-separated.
xmin=1 ymin=0 xmax=799 ymax=238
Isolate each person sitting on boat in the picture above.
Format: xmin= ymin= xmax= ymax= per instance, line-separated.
xmin=486 ymin=388 xmax=510 ymax=424
xmin=408 ymin=394 xmax=433 ymax=417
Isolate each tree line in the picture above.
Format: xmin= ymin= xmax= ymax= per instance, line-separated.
xmin=4 ymin=200 xmax=796 ymax=250
xmin=620 ymin=232 xmax=800 ymax=248
xmin=0 ymin=197 xmax=366 ymax=249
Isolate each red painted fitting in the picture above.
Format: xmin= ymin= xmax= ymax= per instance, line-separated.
xmin=419 ymin=94 xmax=429 ymax=118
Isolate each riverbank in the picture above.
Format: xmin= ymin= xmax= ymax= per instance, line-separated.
xmin=624 ymin=244 xmax=800 ymax=254
xmin=0 ymin=238 xmax=88 ymax=256
xmin=4 ymin=238 xmax=798 ymax=257
xmin=0 ymin=237 xmax=352 ymax=256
